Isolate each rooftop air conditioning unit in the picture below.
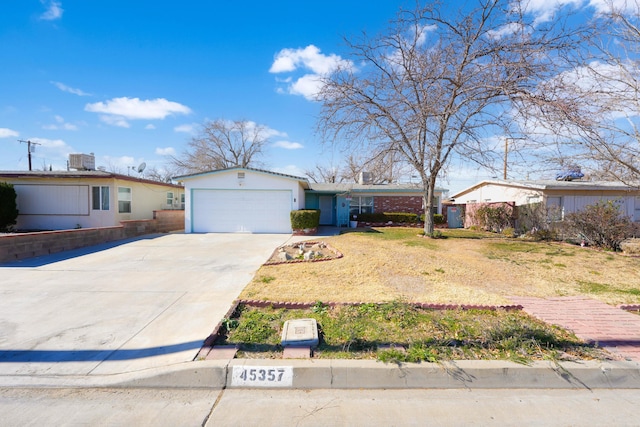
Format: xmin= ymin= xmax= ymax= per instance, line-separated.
xmin=69 ymin=153 xmax=96 ymax=171
xmin=358 ymin=171 xmax=372 ymax=185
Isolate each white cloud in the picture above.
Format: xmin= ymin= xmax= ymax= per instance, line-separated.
xmin=39 ymin=0 xmax=63 ymax=21
xmin=0 ymin=128 xmax=19 ymax=138
xmin=521 ymin=0 xmax=584 ymax=24
xmin=145 ymin=124 xmax=156 ymax=130
xmin=270 ymin=45 xmax=352 ymax=74
xmin=289 ymin=74 xmax=325 ymax=100
xmin=99 ymin=115 xmax=130 ymax=128
xmin=270 ymin=45 xmax=354 ymax=100
xmin=51 ymin=81 xmax=90 ymax=96
xmin=155 ymin=147 xmax=176 ymax=156
xmin=174 ymin=123 xmax=196 ymax=134
xmin=587 ymin=0 xmax=639 ymax=14
xmin=486 ymin=22 xmax=529 ymax=40
xmin=231 ymin=120 xmax=287 ymax=140
xmin=85 ymin=97 xmax=191 ymax=127
xmin=42 ymin=115 xmax=78 ymax=130
xmin=273 ymin=140 xmax=304 ymax=150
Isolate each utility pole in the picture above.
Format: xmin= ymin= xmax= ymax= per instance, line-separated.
xmin=503 ymin=137 xmax=524 ymax=180
xmin=503 ymin=138 xmax=508 ymax=180
xmin=18 ymin=140 xmax=41 ymax=171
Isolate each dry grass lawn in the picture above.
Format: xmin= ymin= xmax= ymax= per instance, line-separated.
xmin=240 ymin=228 xmax=640 ymax=306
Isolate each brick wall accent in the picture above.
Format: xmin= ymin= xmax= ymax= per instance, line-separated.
xmin=374 ymin=196 xmax=423 ymax=214
xmin=0 ymin=210 xmax=184 ymax=263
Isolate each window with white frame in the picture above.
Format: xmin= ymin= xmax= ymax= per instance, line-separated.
xmin=92 ymin=186 xmax=110 ymax=210
xmin=118 ymin=187 xmax=132 ymax=213
xmin=180 ymin=193 xmax=185 ymax=208
xmin=166 ymin=191 xmax=174 ymax=207
xmin=349 ymin=196 xmax=373 ymax=216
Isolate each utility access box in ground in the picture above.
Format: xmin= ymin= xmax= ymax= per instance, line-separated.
xmin=281 ymin=318 xmax=319 ymax=348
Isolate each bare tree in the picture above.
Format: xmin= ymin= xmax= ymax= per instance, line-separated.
xmin=342 ymin=151 xmax=408 ymax=184
xmin=170 ymin=119 xmax=270 ymax=174
xmin=305 ymin=163 xmax=343 ymax=183
xmin=305 ymin=150 xmax=407 ymax=184
xmin=144 ymin=165 xmax=181 ymax=183
xmin=318 ymin=0 xmax=573 ymax=235
xmin=521 ymin=2 xmax=640 ymax=183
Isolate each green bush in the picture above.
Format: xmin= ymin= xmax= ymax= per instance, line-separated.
xmin=433 ymin=214 xmax=445 ymax=224
xmin=358 ymin=212 xmax=419 ymax=223
xmin=0 ymin=182 xmax=19 ymax=232
xmin=290 ymin=209 xmax=320 ymax=229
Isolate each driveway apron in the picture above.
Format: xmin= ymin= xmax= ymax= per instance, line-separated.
xmin=0 ymin=233 xmax=288 ymax=376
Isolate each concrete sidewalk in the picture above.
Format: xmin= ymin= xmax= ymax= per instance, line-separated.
xmin=0 ymin=232 xmax=290 ymax=377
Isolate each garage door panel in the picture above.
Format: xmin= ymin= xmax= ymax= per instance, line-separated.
xmin=192 ymin=190 xmax=292 ymax=233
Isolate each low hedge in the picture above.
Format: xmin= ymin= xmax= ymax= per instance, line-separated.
xmin=290 ymin=209 xmax=320 ymax=229
xmin=419 ymin=213 xmax=445 ymax=224
xmin=357 ymin=212 xmax=420 ymax=223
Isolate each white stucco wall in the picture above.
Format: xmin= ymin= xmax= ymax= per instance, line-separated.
xmin=179 ymin=169 xmax=307 ymax=233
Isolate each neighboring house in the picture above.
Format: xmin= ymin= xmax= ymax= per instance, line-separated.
xmin=305 ymin=182 xmax=447 ymax=227
xmin=175 ymin=167 xmax=447 ymax=233
xmin=0 ymin=171 xmax=185 ymax=231
xmin=450 ymin=179 xmax=640 ymax=225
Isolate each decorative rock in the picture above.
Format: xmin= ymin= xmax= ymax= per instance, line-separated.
xmin=278 ymin=252 xmax=293 ymax=262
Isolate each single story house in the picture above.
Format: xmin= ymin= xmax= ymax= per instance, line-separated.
xmin=175 ymin=168 xmax=310 ymax=233
xmin=0 ymin=170 xmax=185 ymax=231
xmin=305 ymin=182 xmax=446 ymax=227
xmin=450 ymin=179 xmax=640 ymax=225
xmin=175 ymin=167 xmax=447 ymax=233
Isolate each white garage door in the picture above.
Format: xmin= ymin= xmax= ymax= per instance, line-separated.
xmin=192 ymin=189 xmax=293 ymax=233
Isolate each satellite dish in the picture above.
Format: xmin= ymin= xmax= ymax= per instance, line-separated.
xmin=137 ymin=162 xmax=146 ymax=173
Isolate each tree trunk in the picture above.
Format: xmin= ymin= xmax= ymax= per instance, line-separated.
xmin=423 ymin=177 xmax=436 ymax=236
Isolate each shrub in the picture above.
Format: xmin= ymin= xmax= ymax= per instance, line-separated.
xmin=517 ymin=202 xmax=562 ymax=239
xmin=502 ymin=227 xmax=515 ymax=238
xmin=433 ymin=214 xmax=445 ymax=224
xmin=290 ymin=209 xmax=320 ymax=230
xmin=565 ymin=199 xmax=637 ymax=251
xmin=472 ymin=204 xmax=514 ymax=233
xmin=0 ymin=182 xmax=19 ymax=232
xmin=357 ymin=212 xmax=419 ymax=223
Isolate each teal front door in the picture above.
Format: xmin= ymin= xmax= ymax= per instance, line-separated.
xmin=319 ymin=196 xmax=333 ymax=224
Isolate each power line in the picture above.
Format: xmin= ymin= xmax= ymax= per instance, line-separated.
xmin=17 ymin=140 xmax=41 ymax=171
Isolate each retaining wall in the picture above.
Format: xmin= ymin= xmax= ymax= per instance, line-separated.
xmin=0 ymin=210 xmax=184 ymax=263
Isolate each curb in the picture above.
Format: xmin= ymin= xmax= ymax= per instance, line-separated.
xmin=1 ymin=359 xmax=639 ymax=390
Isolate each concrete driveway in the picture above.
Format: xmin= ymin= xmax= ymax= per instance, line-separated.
xmin=0 ymin=232 xmax=290 ymax=377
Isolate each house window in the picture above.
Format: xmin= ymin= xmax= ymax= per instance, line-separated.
xmin=180 ymin=193 xmax=185 ymax=209
xmin=166 ymin=191 xmax=174 ymax=207
xmin=350 ymin=196 xmax=373 ymax=216
xmin=92 ymin=186 xmax=110 ymax=210
xmin=635 ymin=196 xmax=640 ymax=222
xmin=118 ymin=187 xmax=132 ymax=213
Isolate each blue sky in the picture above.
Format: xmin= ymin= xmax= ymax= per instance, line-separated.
xmin=0 ymin=0 xmax=631 ymax=193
